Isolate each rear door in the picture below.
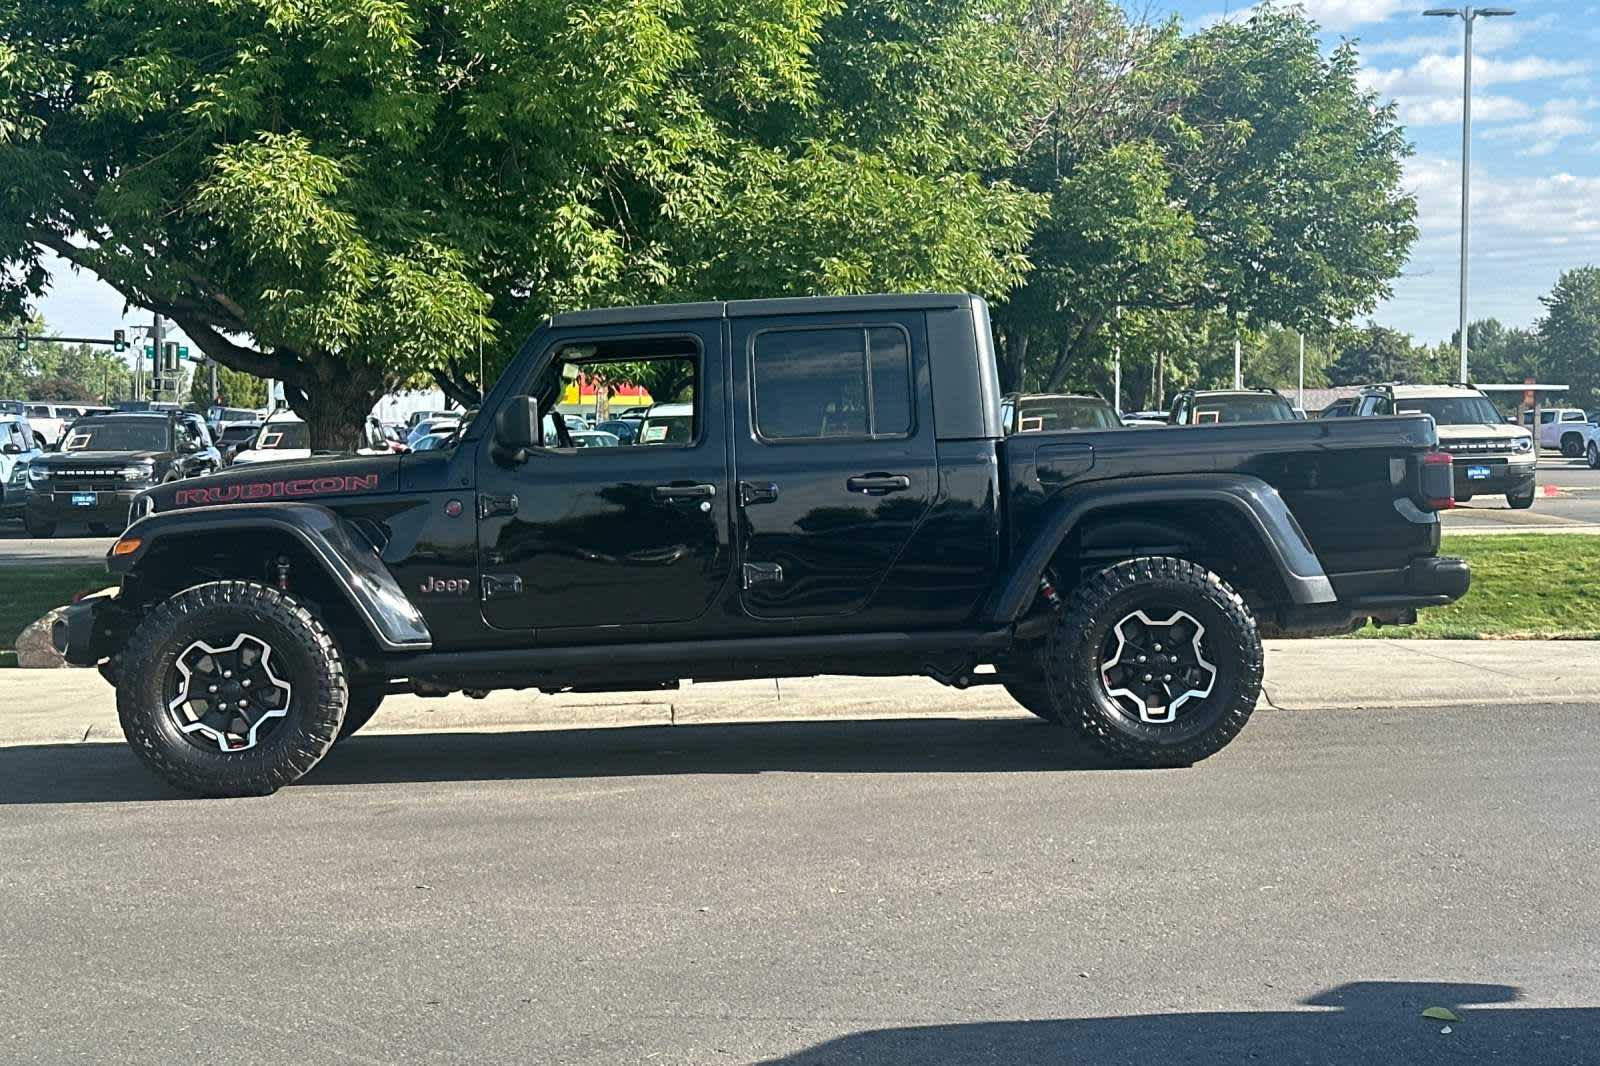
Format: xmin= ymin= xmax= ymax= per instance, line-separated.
xmin=729 ymin=312 xmax=936 ymax=622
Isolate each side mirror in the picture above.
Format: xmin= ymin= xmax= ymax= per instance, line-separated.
xmin=1505 ymin=415 xmax=1518 ymax=425
xmin=1 ymin=443 xmax=19 ymax=455
xmin=495 ymin=395 xmax=541 ymax=452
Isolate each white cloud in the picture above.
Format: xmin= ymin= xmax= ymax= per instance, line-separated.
xmin=1356 ymin=14 xmax=1551 ymax=57
xmin=1482 ymin=98 xmax=1599 ymax=157
xmin=1361 ymin=53 xmax=1588 ymax=98
xmin=1380 ymin=154 xmax=1600 ymax=338
xmin=1391 ymin=93 xmax=1530 ymax=126
xmin=1196 ymin=0 xmax=1409 ymax=33
xmin=1361 ymin=51 xmax=1588 ymax=131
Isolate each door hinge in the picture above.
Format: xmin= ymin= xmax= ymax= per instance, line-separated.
xmin=739 ymin=481 xmax=779 ymax=506
xmin=478 ymin=493 xmax=519 ymax=519
xmin=742 ymin=562 xmax=783 ymax=589
xmin=481 ymin=573 xmax=524 ymax=601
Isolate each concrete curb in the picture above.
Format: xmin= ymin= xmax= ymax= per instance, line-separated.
xmin=1 ymin=638 xmax=1594 ymax=749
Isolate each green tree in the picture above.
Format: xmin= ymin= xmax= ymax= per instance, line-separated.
xmin=994 ymin=5 xmax=1415 ymax=390
xmin=1327 ymin=324 xmax=1420 ymax=385
xmin=189 ymin=363 xmax=269 ymax=410
xmin=1539 ymin=267 xmax=1600 ymax=407
xmin=4 ymin=0 xmax=1041 ymax=448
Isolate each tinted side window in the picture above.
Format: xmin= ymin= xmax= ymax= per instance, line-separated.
xmin=753 ymin=326 xmax=912 ymax=441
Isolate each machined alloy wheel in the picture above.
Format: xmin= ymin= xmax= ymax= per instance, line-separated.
xmin=166 ymin=633 xmax=294 ymax=752
xmin=118 ymin=581 xmax=348 ymax=796
xmin=1098 ymin=609 xmax=1217 ymax=725
xmin=1042 ymin=556 xmax=1262 ymax=768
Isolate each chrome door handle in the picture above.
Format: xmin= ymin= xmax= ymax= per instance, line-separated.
xmin=846 ymin=474 xmax=910 ymax=495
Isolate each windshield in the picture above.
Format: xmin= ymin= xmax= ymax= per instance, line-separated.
xmin=1394 ymin=396 xmax=1502 ymax=425
xmin=1193 ymin=396 xmax=1295 ymax=423
xmin=62 ymin=420 xmax=169 ymax=452
xmin=1014 ymin=397 xmax=1119 ymax=432
xmin=221 ymin=425 xmax=261 ymax=443
xmin=256 ymin=421 xmax=309 ymax=450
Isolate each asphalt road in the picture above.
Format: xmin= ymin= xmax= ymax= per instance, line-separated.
xmin=2 ymin=704 xmax=1596 ymax=1065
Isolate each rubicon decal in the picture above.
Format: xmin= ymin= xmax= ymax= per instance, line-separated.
xmin=173 ymin=474 xmax=380 ymax=507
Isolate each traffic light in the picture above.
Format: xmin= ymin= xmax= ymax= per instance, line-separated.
xmin=113 ymin=329 xmax=127 ymax=353
xmin=161 ymin=342 xmax=178 ymax=372
xmin=13 ymin=327 xmax=24 ymax=353
xmin=144 ymin=343 xmax=155 ymax=361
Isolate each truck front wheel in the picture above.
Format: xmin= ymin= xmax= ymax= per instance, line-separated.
xmin=1044 ymin=556 xmax=1262 ymax=768
xmin=116 ymin=581 xmax=348 ymax=796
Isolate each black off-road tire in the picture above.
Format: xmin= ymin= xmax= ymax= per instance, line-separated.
xmin=1561 ymin=434 xmax=1583 ymax=459
xmin=24 ymin=513 xmax=55 ymax=538
xmin=1507 ymin=491 xmax=1535 ymax=510
xmin=1588 ymin=440 xmax=1600 ymax=469
xmin=1043 ymin=556 xmax=1262 ymax=768
xmin=117 ymin=581 xmax=347 ymax=797
xmin=337 ymin=686 xmax=386 ymax=741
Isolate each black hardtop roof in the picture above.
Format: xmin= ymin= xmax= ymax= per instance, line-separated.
xmin=78 ymin=411 xmax=175 ymax=421
xmin=549 ymin=292 xmax=981 ymax=328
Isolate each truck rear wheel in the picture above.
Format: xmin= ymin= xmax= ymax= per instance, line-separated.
xmin=1043 ymin=556 xmax=1262 ymax=768
xmin=116 ymin=581 xmax=348 ymax=797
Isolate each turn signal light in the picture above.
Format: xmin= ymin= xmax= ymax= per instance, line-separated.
xmin=111 ymin=537 xmax=142 ymax=556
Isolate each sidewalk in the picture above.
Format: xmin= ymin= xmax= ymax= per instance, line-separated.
xmin=2 ymin=639 xmax=1592 ymax=748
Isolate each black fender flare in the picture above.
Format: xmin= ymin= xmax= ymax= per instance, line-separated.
xmin=984 ymin=473 xmax=1337 ymax=623
xmin=110 ymin=502 xmax=432 ymax=651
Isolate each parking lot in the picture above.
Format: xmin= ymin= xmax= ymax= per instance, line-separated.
xmin=3 ymin=702 xmax=1596 ymax=1065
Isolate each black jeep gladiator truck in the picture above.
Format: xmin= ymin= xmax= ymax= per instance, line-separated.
xmin=54 ymin=294 xmax=1467 ymax=796
xmin=24 ymin=411 xmax=220 ymax=537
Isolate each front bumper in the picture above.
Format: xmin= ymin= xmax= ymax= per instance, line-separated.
xmin=1452 ymin=457 xmax=1536 ymax=498
xmin=26 ymin=487 xmax=143 ymax=528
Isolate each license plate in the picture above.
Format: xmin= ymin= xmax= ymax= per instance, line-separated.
xmin=70 ymin=492 xmax=97 ymax=507
xmin=1467 ymin=465 xmax=1491 ymax=480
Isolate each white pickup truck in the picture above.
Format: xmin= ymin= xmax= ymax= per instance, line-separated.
xmin=1523 ymin=407 xmax=1599 ymax=460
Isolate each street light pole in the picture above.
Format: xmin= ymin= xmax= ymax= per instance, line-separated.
xmin=1424 ymin=6 xmax=1515 ymax=384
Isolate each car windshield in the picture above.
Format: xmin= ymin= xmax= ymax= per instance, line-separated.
xmin=1394 ymin=396 xmax=1502 ymax=425
xmin=638 ymin=414 xmax=692 ymax=445
xmin=256 ymin=421 xmax=309 ymax=449
xmin=221 ymin=425 xmax=261 ymax=443
xmin=62 ymin=420 xmax=169 ymax=452
xmin=1193 ymin=396 xmax=1295 ymax=423
xmin=1014 ymin=397 xmax=1119 ymax=432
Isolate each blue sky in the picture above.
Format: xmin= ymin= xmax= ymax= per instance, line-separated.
xmin=30 ymin=0 xmax=1600 ymax=353
xmin=1168 ymin=0 xmax=1600 ymax=340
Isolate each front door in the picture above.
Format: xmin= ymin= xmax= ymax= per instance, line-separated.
xmin=477 ymin=325 xmax=733 ymax=631
xmin=730 ymin=313 xmax=936 ymax=622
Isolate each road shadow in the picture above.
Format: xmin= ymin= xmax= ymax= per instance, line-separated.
xmin=0 ymin=717 xmax=1127 ymax=804
xmin=758 ymin=981 xmax=1596 ymax=1065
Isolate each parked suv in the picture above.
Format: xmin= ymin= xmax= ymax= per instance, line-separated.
xmin=0 ymin=416 xmax=43 ymax=522
xmin=1168 ymin=389 xmax=1299 ymax=425
xmin=1000 ymin=393 xmax=1121 ymax=434
xmin=24 ymin=411 xmax=217 ymax=535
xmin=1354 ymin=384 xmax=1537 ymax=508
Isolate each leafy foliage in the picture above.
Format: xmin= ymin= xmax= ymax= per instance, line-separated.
xmin=1538 ymin=267 xmax=1600 ymax=408
xmin=2 ymin=0 xmax=1041 ymax=446
xmin=0 ymin=315 xmax=134 ymax=402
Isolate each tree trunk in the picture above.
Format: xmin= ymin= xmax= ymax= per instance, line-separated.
xmin=288 ymin=362 xmax=387 ymax=452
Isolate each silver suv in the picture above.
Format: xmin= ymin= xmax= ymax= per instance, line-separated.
xmin=1354 ymin=384 xmax=1536 ymax=508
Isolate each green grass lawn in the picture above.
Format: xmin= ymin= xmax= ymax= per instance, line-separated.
xmin=1358 ymin=534 xmax=1600 ymax=639
xmin=0 ymin=565 xmax=113 ymax=662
